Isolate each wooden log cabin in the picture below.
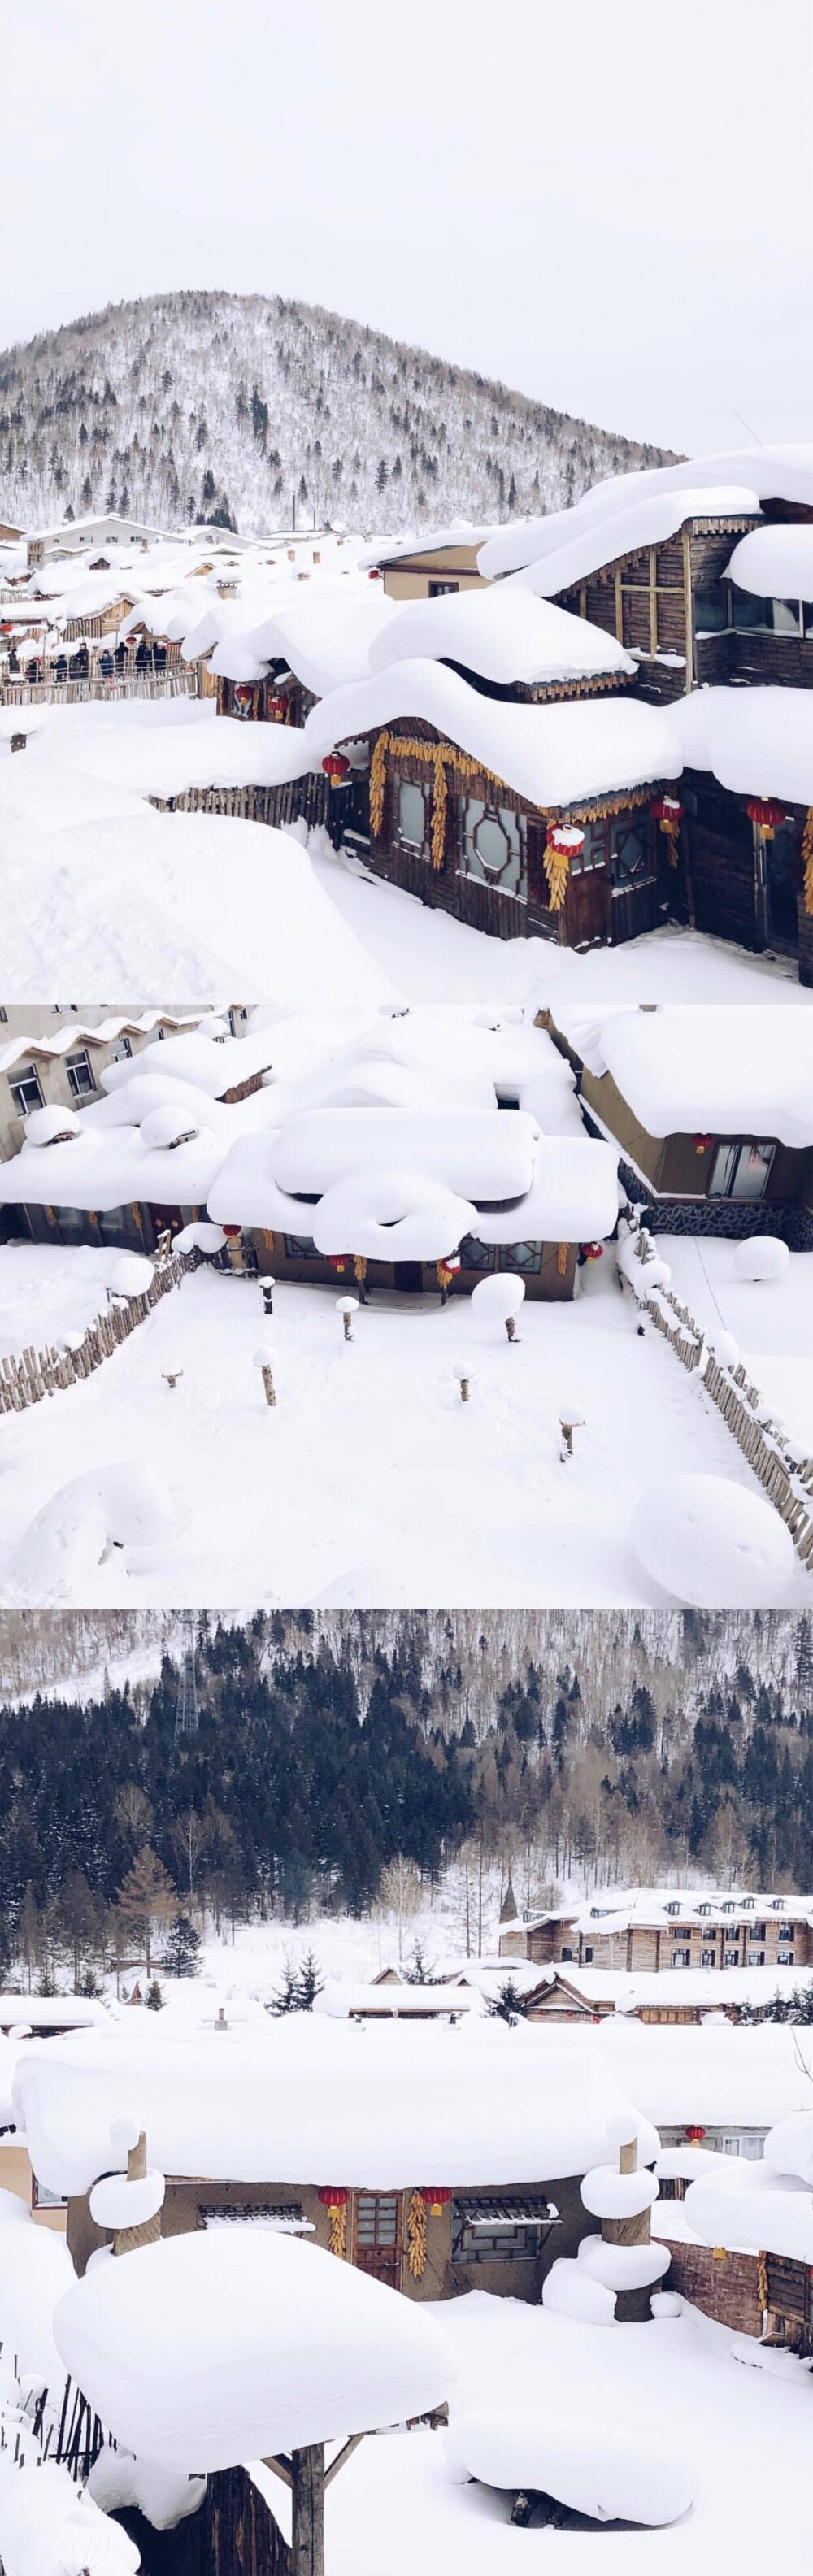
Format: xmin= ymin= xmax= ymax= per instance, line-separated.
xmin=544 ymin=1003 xmax=813 ymax=1250
xmin=500 ymin=1890 xmax=813 ymax=1974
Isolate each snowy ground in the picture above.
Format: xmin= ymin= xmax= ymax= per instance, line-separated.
xmin=2 ymin=696 xmax=811 ymax=999
xmin=0 ymin=1248 xmax=808 ymax=1608
xmin=265 ymin=2289 xmax=812 ymax=2574
xmin=659 ymin=1236 xmax=813 ymax=1456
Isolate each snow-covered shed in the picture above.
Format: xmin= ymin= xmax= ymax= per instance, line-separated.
xmin=547 ymin=1004 xmax=813 ymax=1251
xmin=13 ymin=2016 xmax=657 ymax=2309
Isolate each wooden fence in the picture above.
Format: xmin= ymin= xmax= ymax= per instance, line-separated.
xmin=0 ymin=671 xmax=202 ymax=707
xmin=620 ymin=1225 xmax=813 ymax=1572
xmin=148 ymin=773 xmax=329 ymax=830
xmin=0 ymin=1248 xmax=195 ymax=1416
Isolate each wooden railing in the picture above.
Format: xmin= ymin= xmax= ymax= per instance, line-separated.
xmin=0 ymin=669 xmax=201 ymax=706
xmin=0 ymin=1248 xmax=196 ymax=1415
xmin=619 ymin=1221 xmax=813 ymax=1571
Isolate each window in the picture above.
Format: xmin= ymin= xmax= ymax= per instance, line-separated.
xmin=772 ymin=1899 xmax=785 ymax=1911
xmin=721 ymin=1901 xmax=735 ymax=1914
xmin=721 ymin=2135 xmax=741 ymax=2157
xmin=666 ymin=1901 xmax=680 ymax=1916
xmin=284 ymin=1236 xmax=321 ymax=1259
xmin=731 ymin=592 xmax=802 ymax=635
xmin=32 ymin=2175 xmax=67 ymax=2210
xmin=65 ymin=1049 xmax=97 ymax=1100
xmin=698 ymin=1902 xmax=712 ymax=1916
xmin=356 ymin=2194 xmax=398 ymax=2248
xmin=396 ymin=779 xmax=427 ymax=854
xmin=753 ymin=1924 xmax=766 ymax=1940
xmin=107 ymin=1035 xmax=132 ymax=1062
xmin=568 ymin=821 xmax=606 ymax=875
xmin=747 ymin=1950 xmax=766 ymax=1966
xmin=778 ymin=1950 xmax=795 ymax=1966
xmin=707 ymin=1140 xmax=776 ymax=1202
xmin=459 ymin=798 xmax=525 ymax=897
xmin=672 ymin=1948 xmax=690 ymax=1967
xmin=428 ymin=580 xmax=459 ymax=595
xmin=561 ymin=1945 xmax=573 ymax=1961
xmin=501 ymin=1241 xmax=542 ymax=1273
xmin=610 ymin=818 xmax=654 ymax=888
xmin=741 ymin=1897 xmax=754 ymax=1910
xmin=584 ymin=1946 xmax=593 ymax=1963
xmin=724 ymin=1948 xmax=739 ymax=1966
xmin=694 ymin=586 xmax=729 ymax=632
xmin=9 ymin=1064 xmax=45 ymax=1115
xmin=458 ymin=1236 xmax=497 ymax=1271
xmin=701 ymin=1948 xmax=716 ymax=1966
xmin=452 ymin=2216 xmax=540 ymax=2263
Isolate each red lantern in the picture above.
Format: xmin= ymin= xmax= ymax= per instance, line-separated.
xmin=422 ymin=2187 xmax=451 ymax=2215
xmin=580 ymin=1243 xmax=604 ymax=1262
xmin=547 ymin=824 xmax=585 ymax=858
xmin=693 ymin=1134 xmax=713 ymax=1156
xmin=368 ymin=568 xmax=383 ymax=580
xmin=327 ymin=1253 xmax=348 ymax=1273
xmin=221 ymin=1223 xmax=241 ymax=1238
xmin=265 ymin=690 xmax=288 ymax=722
xmin=322 ymin=752 xmax=350 ymax=784
xmin=650 ymin=794 xmax=684 ymax=837
xmin=318 ymin=2187 xmax=349 ymax=2208
xmin=747 ymin=798 xmax=785 ymax=838
xmin=685 ymin=2126 xmax=706 ymax=2142
xmin=234 ymin=683 xmax=254 ymax=705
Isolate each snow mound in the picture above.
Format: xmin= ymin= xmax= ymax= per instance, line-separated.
xmin=89 ymin=2170 xmax=166 ymax=2231
xmin=580 ymin=2164 xmax=658 ymax=2221
xmin=311 ymin=1166 xmax=475 ymax=1262
xmin=54 ymin=2227 xmax=454 ymax=2470
xmin=629 ymin=1473 xmax=798 ymax=1606
xmin=542 ymin=2258 xmax=615 ymax=2326
xmin=0 ymin=2453 xmax=140 ymax=2575
xmin=578 ymin=2232 xmax=672 ymax=2291
xmin=172 ymin=1221 xmax=225 ymax=1254
xmin=89 ymin=2444 xmax=206 ymax=2534
xmin=109 ymin=1253 xmax=154 ymax=1296
xmin=470 ymin=1274 xmax=526 ymax=1328
xmin=23 ymin=1104 xmax=81 ymax=1146
xmin=446 ymin=2409 xmax=697 ymax=2526
xmin=763 ymin=2111 xmax=813 ymax=2185
xmin=733 ymin=1236 xmax=789 ymax=1284
xmin=8 ymin=1465 xmax=182 ymax=1603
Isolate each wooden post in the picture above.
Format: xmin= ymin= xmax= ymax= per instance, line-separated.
xmin=261 ymin=1365 xmax=277 ymax=1407
xmin=291 ymin=2444 xmax=324 ymax=2576
xmin=681 ymin=527 xmax=693 ymax=691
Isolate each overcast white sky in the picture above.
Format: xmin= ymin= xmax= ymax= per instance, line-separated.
xmin=4 ymin=0 xmax=812 ymax=454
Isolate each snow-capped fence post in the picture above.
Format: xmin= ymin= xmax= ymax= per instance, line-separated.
xmin=336 ymin=1296 xmax=359 ymax=1343
xmin=260 ymin=1275 xmax=276 ymax=1317
xmin=559 ymin=1407 xmax=584 ymax=1461
xmin=254 ymin=1337 xmax=278 ymax=1405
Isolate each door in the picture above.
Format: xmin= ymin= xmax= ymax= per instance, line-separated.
xmin=767 ymin=821 xmax=800 ymax=949
xmin=394 ymin=1262 xmax=424 ymax=1294
xmin=527 ymin=819 xmax=611 ymax=945
xmin=609 ymin=815 xmax=658 ymax=942
xmin=354 ymin=2192 xmax=402 ymax=2287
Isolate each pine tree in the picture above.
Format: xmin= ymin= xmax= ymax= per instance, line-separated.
xmin=116 ymin=1848 xmax=178 ymax=1975
xmin=162 ymin=1914 xmax=200 ymax=1978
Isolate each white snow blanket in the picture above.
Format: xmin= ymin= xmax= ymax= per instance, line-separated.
xmin=14 ymin=2022 xmax=658 ymax=2198
xmin=0 ymin=2217 xmax=73 ymax=2387
xmin=54 ymin=2229 xmax=454 ymax=2470
xmin=593 ymin=1005 xmax=813 ymax=1150
xmin=726 ymin=523 xmax=813 ymax=603
xmin=446 ymin=2408 xmax=696 ymax=2524
xmin=367 ymin=582 xmax=634 ymax=686
xmin=629 ymin=1473 xmax=798 ymax=1609
xmin=0 ymin=2453 xmax=140 ymax=2575
xmin=685 ymin=2174 xmax=813 ymax=2265
xmin=302 ymin=659 xmax=682 ymax=811
xmin=89 ymin=2444 xmax=206 ymax=2533
xmin=671 ymin=686 xmax=813 ymax=812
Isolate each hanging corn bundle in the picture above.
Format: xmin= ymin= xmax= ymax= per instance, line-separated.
xmin=802 ymin=807 xmax=813 ymax=916
xmin=544 ymin=824 xmax=584 ymax=909
xmin=406 ymin=2191 xmax=428 ymax=2280
xmin=318 ymin=2187 xmax=349 ymax=2257
xmin=650 ymin=793 xmax=684 ymax=867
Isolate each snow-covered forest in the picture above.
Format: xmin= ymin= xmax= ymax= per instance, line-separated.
xmin=0 ymin=289 xmax=676 ymax=539
xmin=2 ymin=1609 xmax=813 ymax=1996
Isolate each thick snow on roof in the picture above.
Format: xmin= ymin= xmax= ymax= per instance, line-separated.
xmin=0 ymin=2207 xmax=73 ymax=2384
xmin=685 ymin=2166 xmax=813 ymax=2265
xmin=303 ymin=660 xmax=680 ymax=811
xmin=725 ymin=523 xmax=813 ymax=604
xmin=671 ymin=683 xmax=813 ymax=808
xmin=13 ymin=2018 xmax=657 ymax=2197
xmin=358 ymin=520 xmax=501 ymax=570
xmin=64 ymin=710 xmax=311 ymax=801
xmin=54 ymin=2229 xmax=454 ymax=2471
xmin=480 ymin=445 xmax=813 ymax=581
xmin=211 ymin=585 xmax=406 ymax=692
xmin=587 ymin=1004 xmax=813 ymax=1149
xmin=583 ymin=2018 xmax=813 ymax=2128
xmin=510 ymin=489 xmax=761 ymax=599
xmin=522 ymin=1882 xmax=813 ymax=1937
xmin=367 ymin=581 xmax=635 ymax=687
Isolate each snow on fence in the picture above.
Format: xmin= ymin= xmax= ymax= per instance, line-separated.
xmin=0 ymin=670 xmax=202 ymax=706
xmin=148 ymin=772 xmax=329 ymax=829
xmin=619 ymin=1223 xmax=813 ymax=1574
xmin=0 ymin=1247 xmax=195 ymax=1416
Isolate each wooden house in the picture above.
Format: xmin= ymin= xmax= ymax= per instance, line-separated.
xmin=500 ymin=1888 xmax=813 ymax=1974
xmin=545 ymin=1003 xmax=813 ymax=1250
xmin=360 ymin=527 xmax=497 ymax=598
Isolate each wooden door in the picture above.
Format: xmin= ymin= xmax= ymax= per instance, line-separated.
xmin=526 ymin=819 xmax=611 ymax=946
xmin=394 ymin=1262 xmax=424 ymax=1294
xmin=354 ymin=2192 xmax=402 ymax=2287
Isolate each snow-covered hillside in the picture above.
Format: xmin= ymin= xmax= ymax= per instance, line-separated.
xmin=0 ymin=289 xmax=676 ymax=539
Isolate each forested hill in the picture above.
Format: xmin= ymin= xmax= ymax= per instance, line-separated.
xmin=0 ymin=289 xmax=676 ymax=538
xmin=1 ymin=1612 xmax=813 ymax=1984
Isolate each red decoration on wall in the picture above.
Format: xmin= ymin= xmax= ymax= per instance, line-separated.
xmin=422 ymin=2188 xmax=451 ymax=2214
xmin=547 ymin=824 xmax=585 ymax=857
xmin=685 ymin=2126 xmax=706 ymax=2142
xmin=693 ymin=1135 xmax=714 ymax=1156
xmin=650 ymin=795 xmax=684 ymax=836
xmin=747 ymin=798 xmax=785 ymax=837
xmin=318 ymin=2187 xmax=349 ymax=2207
xmin=580 ymin=1243 xmax=604 ymax=1262
xmin=322 ymin=752 xmax=350 ymax=784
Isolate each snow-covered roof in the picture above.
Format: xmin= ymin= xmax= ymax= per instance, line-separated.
xmin=367 ymin=581 xmax=635 ymax=688
xmin=0 ymin=1993 xmax=109 ymax=2031
xmin=54 ymin=2228 xmax=454 ymax=2470
xmin=509 ymin=491 xmax=760 ymax=600
xmin=726 ymin=523 xmax=813 ymax=603
xmin=211 ymin=585 xmax=405 ymax=693
xmin=685 ymin=2163 xmax=813 ymax=2265
xmin=0 ymin=1008 xmax=619 ymax=1251
xmin=519 ymin=1883 xmax=813 ymax=1936
xmin=578 ymin=2017 xmax=813 ymax=2129
xmin=13 ymin=2018 xmax=658 ymax=2197
xmin=572 ymin=1005 xmax=813 ymax=1149
xmin=302 ymin=660 xmax=681 ymax=812
xmin=359 ymin=520 xmax=502 ymax=570
xmin=525 ymin=1963 xmax=813 ymax=2014
xmin=480 ymin=445 xmax=813 ymax=582
xmin=671 ymin=683 xmax=813 ymax=809
xmin=0 ymin=1013 xmax=203 ymax=1082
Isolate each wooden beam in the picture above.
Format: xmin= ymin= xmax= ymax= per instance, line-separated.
xmin=682 ymin=527 xmax=694 ymax=689
xmin=263 ymin=2454 xmax=294 ymax=2491
xmin=292 ymin=2443 xmax=325 ymax=2576
xmin=649 ymin=547 xmax=658 ymax=657
xmin=614 ymin=565 xmax=623 ymax=645
xmin=324 ymin=2432 xmax=365 ymax=2491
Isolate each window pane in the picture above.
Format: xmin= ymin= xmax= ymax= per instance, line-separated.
xmin=459 ymin=1236 xmax=497 ymax=1271
xmin=502 ymin=1241 xmax=541 ymax=1273
xmin=708 ymin=1144 xmax=738 ymax=1198
xmin=731 ymin=590 xmax=770 ymax=630
xmin=694 ymin=588 xmax=728 ymax=632
xmin=611 ymin=821 xmax=652 ymax=886
xmin=459 ymin=800 xmax=524 ymax=897
xmin=771 ymin=598 xmax=801 ymax=635
xmin=730 ymin=1142 xmax=775 ymax=1201
xmin=398 ymin=781 xmax=426 ymax=849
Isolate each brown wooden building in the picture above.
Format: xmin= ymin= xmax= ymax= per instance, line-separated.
xmin=502 ymin=1898 xmax=813 ymax=1974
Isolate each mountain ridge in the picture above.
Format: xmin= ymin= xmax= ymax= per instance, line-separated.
xmin=0 ymin=286 xmax=679 ymax=538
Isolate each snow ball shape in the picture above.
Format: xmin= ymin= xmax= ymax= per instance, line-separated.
xmin=89 ymin=2171 xmax=165 ymax=2232
xmin=24 ymin=1102 xmax=81 ymax=1145
xmin=110 ymin=2115 xmax=143 ymax=2163
xmin=713 ymin=1330 xmax=741 ymax=1370
xmin=446 ymin=2410 xmax=696 ymax=2527
xmin=471 ymin=1273 xmax=526 ymax=1330
xmin=651 ymin=2291 xmax=683 ymax=2320
xmin=578 ymin=2233 xmax=671 ymax=2292
xmin=140 ymin=1106 xmax=204 ymax=1150
xmin=541 ymin=2258 xmax=615 ymax=2326
xmin=581 ymin=2165 xmax=658 ymax=2221
xmin=109 ymin=1253 xmax=154 ymax=1297
xmin=9 ymin=1464 xmax=181 ymax=1602
xmin=312 ymin=1165 xmax=474 ymax=1265
xmin=195 ymin=1014 xmax=230 ymax=1040
xmin=336 ymin=1296 xmax=359 ymax=1314
xmin=763 ymin=2111 xmax=813 ymax=2187
xmin=173 ymin=1220 xmax=226 ymax=1254
xmin=0 ymin=2192 xmax=33 ymax=2228
xmin=253 ymin=1335 xmax=277 ymax=1367
xmin=629 ymin=1473 xmax=798 ymax=1608
xmin=733 ymin=1236 xmax=789 ymax=1284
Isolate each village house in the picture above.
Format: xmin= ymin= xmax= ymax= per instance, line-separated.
xmin=0 ymin=1013 xmax=217 ymax=1168
xmin=11 ymin=2018 xmax=657 ymax=2308
xmin=0 ymin=1010 xmax=620 ymax=1301
xmin=543 ymin=1003 xmax=813 ymax=1249
xmin=499 ymin=1886 xmax=813 ymax=1974
xmin=358 ymin=523 xmax=498 ymax=598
